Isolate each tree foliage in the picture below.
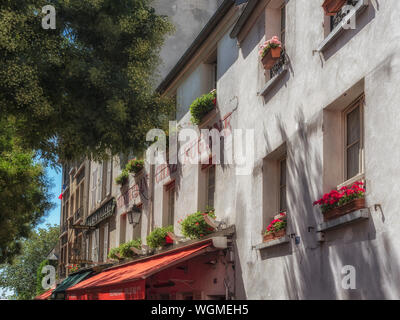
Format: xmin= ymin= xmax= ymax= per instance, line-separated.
xmin=0 ymin=118 xmax=53 ymax=264
xmin=0 ymin=225 xmax=59 ymax=300
xmin=0 ymin=0 xmax=175 ymax=162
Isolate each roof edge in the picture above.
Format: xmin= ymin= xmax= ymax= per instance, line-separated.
xmin=229 ymin=0 xmax=259 ymax=39
xmin=156 ymin=0 xmax=236 ymax=95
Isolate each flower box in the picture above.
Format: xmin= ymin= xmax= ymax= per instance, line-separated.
xmin=322 ymin=0 xmax=347 ymax=16
xmin=261 ymin=47 xmax=282 ymax=70
xmin=323 ymin=198 xmax=366 ymax=221
xmin=263 ymin=228 xmax=286 ymax=242
xmin=313 ymin=181 xmax=366 ymax=221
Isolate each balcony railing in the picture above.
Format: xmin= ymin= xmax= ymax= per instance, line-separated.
xmin=330 ymin=0 xmax=360 ymax=31
xmin=270 ymin=50 xmax=286 ymax=79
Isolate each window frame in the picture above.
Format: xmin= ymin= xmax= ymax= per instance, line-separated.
xmin=342 ymin=95 xmax=365 ymax=184
xmin=167 ymin=185 xmax=175 ymax=226
xmin=278 ymin=156 xmax=287 ymax=213
xmin=206 ymin=165 xmax=216 ymax=209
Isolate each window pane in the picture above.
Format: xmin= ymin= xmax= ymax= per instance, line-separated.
xmin=207 ymin=166 xmax=215 ymax=208
xmin=280 ymin=187 xmax=287 ymax=212
xmin=346 ymin=106 xmax=360 ymax=146
xmin=347 ymin=142 xmax=360 ymax=179
xmin=280 ymin=159 xmax=286 ymax=186
xmin=279 ymin=158 xmax=287 ymax=212
xmin=168 ymin=189 xmax=175 ymax=225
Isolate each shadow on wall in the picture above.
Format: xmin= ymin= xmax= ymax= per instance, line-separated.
xmin=271 ymin=108 xmax=400 ymax=299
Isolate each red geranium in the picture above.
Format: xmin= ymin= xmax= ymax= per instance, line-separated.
xmin=313 ymin=181 xmax=365 ymax=214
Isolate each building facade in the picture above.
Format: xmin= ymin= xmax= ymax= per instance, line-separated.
xmin=60 ymin=0 xmax=400 ymax=300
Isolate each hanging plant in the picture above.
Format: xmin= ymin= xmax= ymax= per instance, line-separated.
xmin=190 ymin=89 xmax=217 ymax=125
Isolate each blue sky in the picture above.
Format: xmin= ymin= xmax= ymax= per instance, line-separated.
xmin=39 ymin=165 xmax=62 ymax=228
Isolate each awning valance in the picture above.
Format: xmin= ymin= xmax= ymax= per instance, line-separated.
xmin=66 ymin=241 xmax=212 ymax=300
xmin=34 ymin=289 xmax=53 ymax=300
xmin=51 ymin=270 xmax=93 ymax=300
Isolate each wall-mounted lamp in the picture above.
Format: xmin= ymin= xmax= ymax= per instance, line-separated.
xmin=127 ymin=205 xmax=142 ymax=227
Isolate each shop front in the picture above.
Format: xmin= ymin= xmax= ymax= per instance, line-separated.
xmin=65 ymin=238 xmax=234 ymax=300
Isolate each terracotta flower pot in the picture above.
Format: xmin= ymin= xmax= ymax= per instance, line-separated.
xmin=322 ymin=0 xmax=347 ymax=16
xmin=263 ymin=228 xmax=286 ymax=243
xmin=323 ymin=198 xmax=366 ymax=221
xmin=261 ymin=47 xmax=282 ymax=70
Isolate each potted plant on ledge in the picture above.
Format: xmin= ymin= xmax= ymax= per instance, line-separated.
xmin=313 ymin=181 xmax=366 ymax=221
xmin=322 ymin=0 xmax=347 ymax=16
xmin=190 ymin=89 xmax=217 ymax=125
xmin=115 ymin=169 xmax=129 ymax=186
xmin=146 ymin=225 xmax=174 ymax=250
xmin=259 ymin=36 xmax=282 ymax=70
xmin=263 ymin=213 xmax=287 ymax=242
xmin=126 ymin=159 xmax=145 ymax=176
xmin=179 ymin=209 xmax=216 ymax=240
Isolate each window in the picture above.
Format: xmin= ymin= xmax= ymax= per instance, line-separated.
xmin=101 ymin=159 xmax=112 ymax=199
xmin=264 ymin=1 xmax=287 ymax=80
xmin=344 ymin=97 xmax=364 ymax=181
xmin=103 ymin=223 xmax=109 ymax=262
xmin=163 ymin=180 xmax=175 ymax=227
xmin=91 ymin=168 xmax=97 ymax=210
xmin=322 ymin=81 xmax=365 ymax=190
xmin=280 ymin=4 xmax=286 ymax=45
xmin=167 ymin=186 xmax=175 ymax=226
xmin=262 ymin=143 xmax=287 ymax=227
xmin=120 ymin=214 xmax=127 ymax=244
xmin=213 ymin=61 xmax=218 ymax=90
xmin=278 ymin=157 xmax=287 ymax=213
xmin=206 ymin=165 xmax=216 ymax=209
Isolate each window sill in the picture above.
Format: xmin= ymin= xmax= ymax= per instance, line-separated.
xmin=254 ymin=235 xmax=290 ymax=250
xmin=336 ymin=173 xmax=365 ymax=190
xmin=317 ymin=208 xmax=369 ymax=232
xmin=317 ymin=0 xmax=369 ymax=53
xmin=258 ymin=65 xmax=288 ymax=97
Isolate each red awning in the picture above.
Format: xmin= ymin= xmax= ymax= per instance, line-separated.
xmin=35 ymin=289 xmax=53 ymax=300
xmin=66 ymin=241 xmax=212 ymax=300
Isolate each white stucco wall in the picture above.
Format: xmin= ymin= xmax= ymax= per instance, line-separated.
xmin=105 ymin=0 xmax=400 ymax=300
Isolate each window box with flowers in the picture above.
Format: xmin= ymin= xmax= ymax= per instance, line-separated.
xmin=179 ymin=209 xmax=216 ymax=240
xmin=190 ymin=89 xmax=217 ymax=126
xmin=263 ymin=212 xmax=287 ymax=243
xmin=313 ymin=181 xmax=366 ymax=222
xmin=259 ymin=36 xmax=282 ymax=71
